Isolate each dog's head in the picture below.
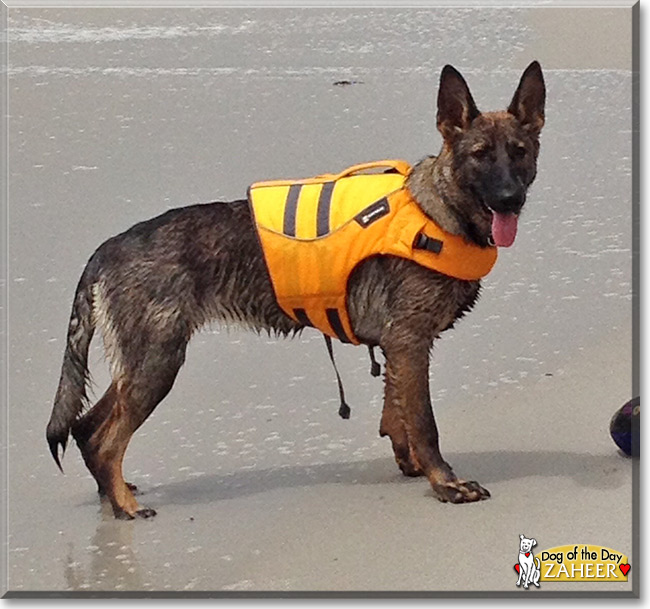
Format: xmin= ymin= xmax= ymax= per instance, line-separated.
xmin=519 ymin=534 xmax=537 ymax=553
xmin=436 ymin=62 xmax=545 ymax=247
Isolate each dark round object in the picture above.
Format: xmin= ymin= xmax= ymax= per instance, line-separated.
xmin=610 ymin=397 xmax=640 ymax=457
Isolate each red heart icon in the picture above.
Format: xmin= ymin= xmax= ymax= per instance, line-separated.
xmin=526 ymin=552 xmax=530 ymax=557
xmin=514 ymin=564 xmax=520 ymax=574
xmin=620 ymin=564 xmax=631 ymax=576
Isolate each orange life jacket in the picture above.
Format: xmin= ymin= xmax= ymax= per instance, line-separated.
xmin=248 ymin=160 xmax=497 ymax=345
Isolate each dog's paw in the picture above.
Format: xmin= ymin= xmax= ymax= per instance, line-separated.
xmin=431 ymin=479 xmax=490 ymax=503
xmin=114 ymin=506 xmax=157 ymax=520
xmin=135 ymin=507 xmax=157 ymax=519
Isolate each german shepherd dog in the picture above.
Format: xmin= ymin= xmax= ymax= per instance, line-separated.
xmin=47 ymin=62 xmax=545 ymax=519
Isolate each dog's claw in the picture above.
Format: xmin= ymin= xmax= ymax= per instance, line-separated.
xmin=135 ymin=507 xmax=157 ymax=519
xmin=431 ymin=479 xmax=490 ymax=503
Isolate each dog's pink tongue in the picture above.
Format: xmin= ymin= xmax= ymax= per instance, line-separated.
xmin=491 ymin=212 xmax=518 ymax=247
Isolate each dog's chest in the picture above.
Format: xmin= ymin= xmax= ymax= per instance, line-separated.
xmin=406 ymin=262 xmax=482 ymax=335
xmin=347 ymin=257 xmax=481 ymax=344
xmin=439 ymin=277 xmax=482 ymax=332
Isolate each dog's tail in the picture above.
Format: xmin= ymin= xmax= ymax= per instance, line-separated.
xmin=46 ymin=261 xmax=98 ymax=471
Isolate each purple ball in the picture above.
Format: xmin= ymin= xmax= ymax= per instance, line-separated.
xmin=610 ymin=397 xmax=640 ymax=457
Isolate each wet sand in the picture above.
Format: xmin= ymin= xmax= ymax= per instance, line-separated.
xmin=4 ymin=5 xmax=635 ymax=594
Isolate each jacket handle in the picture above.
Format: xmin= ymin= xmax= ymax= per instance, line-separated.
xmin=334 ymin=160 xmax=411 ymax=179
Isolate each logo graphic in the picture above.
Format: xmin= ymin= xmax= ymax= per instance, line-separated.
xmin=354 ymin=198 xmax=390 ymax=227
xmin=513 ymin=538 xmax=631 ymax=586
xmin=515 ymin=534 xmax=541 ymax=589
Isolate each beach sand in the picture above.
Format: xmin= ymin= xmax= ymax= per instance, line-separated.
xmin=4 ymin=5 xmax=635 ymax=594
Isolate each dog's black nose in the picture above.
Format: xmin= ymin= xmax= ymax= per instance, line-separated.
xmin=490 ymin=189 xmax=525 ymax=214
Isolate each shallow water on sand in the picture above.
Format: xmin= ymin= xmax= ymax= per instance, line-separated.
xmin=5 ymin=6 xmax=634 ymax=593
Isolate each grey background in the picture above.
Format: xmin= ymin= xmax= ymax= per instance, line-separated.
xmin=4 ymin=5 xmax=635 ymax=594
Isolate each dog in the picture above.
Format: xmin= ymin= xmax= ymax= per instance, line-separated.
xmin=46 ymin=62 xmax=545 ymax=519
xmin=517 ymin=534 xmax=541 ymax=589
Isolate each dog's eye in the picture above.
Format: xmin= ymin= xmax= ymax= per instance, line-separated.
xmin=513 ymin=143 xmax=527 ymax=158
xmin=471 ymin=147 xmax=488 ymax=159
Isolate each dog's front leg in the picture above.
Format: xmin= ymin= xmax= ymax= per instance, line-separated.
xmin=524 ymin=564 xmax=534 ymax=589
xmin=379 ymin=365 xmax=424 ymax=477
xmin=382 ymin=339 xmax=490 ymax=504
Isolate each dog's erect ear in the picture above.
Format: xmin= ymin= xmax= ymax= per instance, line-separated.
xmin=520 ymin=534 xmax=525 ymax=540
xmin=532 ymin=539 xmax=537 ymax=546
xmin=508 ymin=61 xmax=545 ymax=135
xmin=437 ymin=65 xmax=480 ymax=141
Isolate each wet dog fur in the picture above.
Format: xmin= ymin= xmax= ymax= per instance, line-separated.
xmin=46 ymin=62 xmax=545 ymax=518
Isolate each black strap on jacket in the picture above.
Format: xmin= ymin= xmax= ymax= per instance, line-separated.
xmin=323 ymin=337 xmax=383 ymax=420
xmin=323 ymin=334 xmax=351 ymax=419
xmin=368 ymin=345 xmax=381 ymax=377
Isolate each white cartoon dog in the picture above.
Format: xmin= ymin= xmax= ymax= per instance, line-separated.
xmin=517 ymin=534 xmax=541 ymax=589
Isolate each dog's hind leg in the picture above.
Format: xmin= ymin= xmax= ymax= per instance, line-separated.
xmin=72 ymin=382 xmax=119 ymax=495
xmin=72 ymin=383 xmax=139 ymax=497
xmin=532 ymin=565 xmax=541 ymax=587
xmin=76 ymin=338 xmax=187 ymax=519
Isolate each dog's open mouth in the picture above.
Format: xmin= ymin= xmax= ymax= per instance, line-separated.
xmin=475 ymin=194 xmax=521 ymax=248
xmin=490 ymin=211 xmax=518 ymax=248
